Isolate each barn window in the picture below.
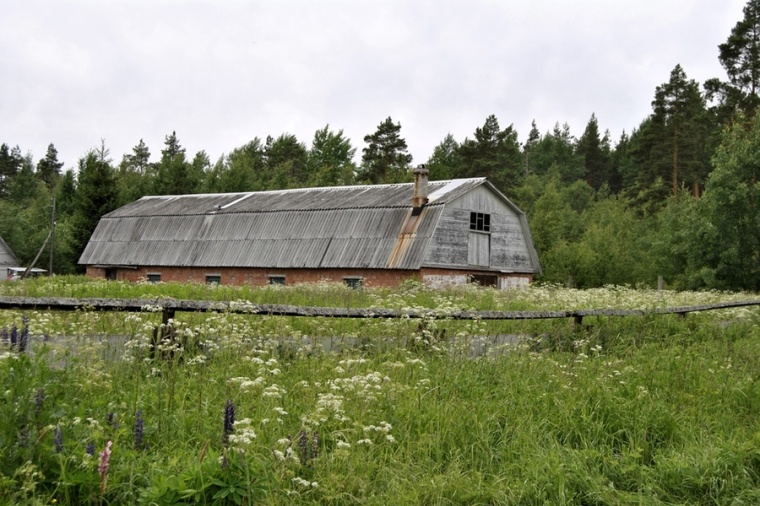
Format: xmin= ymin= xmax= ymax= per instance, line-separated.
xmin=343 ymin=277 xmax=363 ymax=289
xmin=469 ymin=212 xmax=490 ymax=232
xmin=147 ymin=273 xmax=161 ymax=283
xmin=206 ymin=274 xmax=222 ymax=285
xmin=268 ymin=275 xmax=286 ymax=286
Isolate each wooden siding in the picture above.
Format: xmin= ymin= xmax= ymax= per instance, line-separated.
xmin=0 ymin=237 xmax=18 ymax=268
xmin=468 ymin=232 xmax=490 ymax=266
xmin=423 ymin=185 xmax=538 ymax=273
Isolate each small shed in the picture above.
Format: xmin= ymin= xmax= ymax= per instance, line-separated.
xmin=79 ymin=169 xmax=541 ymax=289
xmin=0 ymin=237 xmax=19 ymax=279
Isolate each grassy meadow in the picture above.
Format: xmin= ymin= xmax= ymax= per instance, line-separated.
xmin=0 ymin=277 xmax=759 ymax=505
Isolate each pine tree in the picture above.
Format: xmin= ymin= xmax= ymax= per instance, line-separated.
xmin=717 ymin=0 xmax=760 ymax=114
xmin=651 ymin=65 xmax=711 ymax=195
xmin=457 ymin=114 xmax=522 ymax=191
xmin=36 ymin=143 xmax=64 ymax=190
xmin=360 ymin=117 xmax=413 ymax=184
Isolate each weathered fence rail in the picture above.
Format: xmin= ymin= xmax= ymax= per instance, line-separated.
xmin=0 ymin=296 xmax=759 ymax=325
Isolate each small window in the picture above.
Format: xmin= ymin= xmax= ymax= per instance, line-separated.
xmin=206 ymin=274 xmax=222 ymax=285
xmin=147 ymin=273 xmax=161 ymax=283
xmin=470 ymin=212 xmax=491 ymax=232
xmin=268 ymin=275 xmax=286 ymax=286
xmin=343 ymin=277 xmax=363 ymax=289
xmin=105 ymin=268 xmax=117 ymax=280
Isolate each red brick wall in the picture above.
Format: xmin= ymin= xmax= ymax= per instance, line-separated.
xmin=86 ymin=265 xmax=533 ymax=288
xmin=86 ymin=266 xmax=420 ymax=287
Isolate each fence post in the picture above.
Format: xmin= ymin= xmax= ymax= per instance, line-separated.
xmin=567 ymin=275 xmax=574 ymax=289
xmin=657 ymin=276 xmax=664 ymax=291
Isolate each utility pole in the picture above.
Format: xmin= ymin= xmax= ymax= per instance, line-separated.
xmin=48 ymin=197 xmax=55 ymax=276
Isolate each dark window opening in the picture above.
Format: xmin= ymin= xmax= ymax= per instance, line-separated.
xmin=206 ymin=274 xmax=222 ymax=285
xmin=147 ymin=273 xmax=161 ymax=283
xmin=470 ymin=212 xmax=490 ymax=232
xmin=470 ymin=274 xmax=497 ymax=287
xmin=105 ymin=268 xmax=117 ymax=280
xmin=344 ymin=277 xmax=363 ymax=289
xmin=268 ymin=275 xmax=286 ymax=286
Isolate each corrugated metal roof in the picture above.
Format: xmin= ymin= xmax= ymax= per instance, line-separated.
xmin=79 ymin=177 xmax=544 ymax=274
xmin=79 ymin=203 xmax=447 ymax=270
xmin=80 ymin=179 xmax=485 ymax=270
xmin=103 ymin=178 xmax=486 ymax=217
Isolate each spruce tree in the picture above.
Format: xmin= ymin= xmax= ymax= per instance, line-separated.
xmin=70 ymin=149 xmax=117 ymax=267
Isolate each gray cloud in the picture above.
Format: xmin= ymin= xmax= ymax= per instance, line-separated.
xmin=0 ymin=0 xmax=747 ymax=171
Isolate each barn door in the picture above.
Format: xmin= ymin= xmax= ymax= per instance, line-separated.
xmin=468 ymin=232 xmax=490 ymax=267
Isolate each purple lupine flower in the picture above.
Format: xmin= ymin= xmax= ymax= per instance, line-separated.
xmin=223 ymin=399 xmax=235 ymax=446
xmin=98 ymin=440 xmax=112 ymax=494
xmin=0 ymin=327 xmax=7 ymax=346
xmin=54 ymin=425 xmax=63 ymax=453
xmin=10 ymin=324 xmax=16 ymax=348
xmin=310 ymin=431 xmax=320 ymax=460
xmin=106 ymin=412 xmax=115 ymax=427
xmin=34 ymin=388 xmax=45 ymax=419
xmin=134 ymin=410 xmax=144 ymax=450
xmin=86 ymin=442 xmax=95 ymax=456
xmin=18 ymin=425 xmax=28 ymax=448
xmin=18 ymin=316 xmax=28 ymax=353
xmin=298 ymin=429 xmax=309 ymax=464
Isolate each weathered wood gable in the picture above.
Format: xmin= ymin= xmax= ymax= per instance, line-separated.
xmin=0 ymin=237 xmax=18 ymax=268
xmin=423 ymin=184 xmax=539 ymax=273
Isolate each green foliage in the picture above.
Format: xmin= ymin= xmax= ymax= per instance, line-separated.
xmin=305 ymin=125 xmax=357 ymax=187
xmin=264 ymin=134 xmax=309 ymax=189
xmin=687 ymin=112 xmax=760 ymax=290
xmin=0 ymin=282 xmax=758 ymax=504
xmin=206 ymin=138 xmax=266 ymax=193
xmin=457 ymin=114 xmax=523 ymax=191
xmin=425 ymin=133 xmax=460 ymax=180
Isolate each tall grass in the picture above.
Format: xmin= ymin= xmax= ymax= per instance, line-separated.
xmin=0 ymin=277 xmax=758 ymax=504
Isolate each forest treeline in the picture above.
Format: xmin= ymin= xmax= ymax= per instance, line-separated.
xmin=2 ymin=1 xmax=760 ymax=291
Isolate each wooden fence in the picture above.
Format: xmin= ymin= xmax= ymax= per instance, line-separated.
xmin=1 ymin=296 xmax=759 ymax=326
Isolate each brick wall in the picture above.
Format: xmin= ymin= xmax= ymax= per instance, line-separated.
xmin=86 ymin=265 xmax=533 ymax=289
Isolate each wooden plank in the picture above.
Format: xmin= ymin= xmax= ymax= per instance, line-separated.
xmin=0 ymin=296 xmax=758 ymax=321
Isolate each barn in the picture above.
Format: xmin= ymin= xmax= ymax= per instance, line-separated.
xmin=79 ymin=168 xmax=541 ymax=289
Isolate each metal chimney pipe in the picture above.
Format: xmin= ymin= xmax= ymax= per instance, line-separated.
xmin=412 ymin=165 xmax=429 ymax=208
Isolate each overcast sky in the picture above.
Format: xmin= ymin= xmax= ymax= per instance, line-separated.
xmin=1 ymin=0 xmax=749 ymax=172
